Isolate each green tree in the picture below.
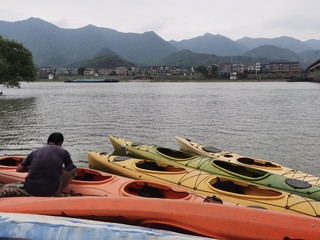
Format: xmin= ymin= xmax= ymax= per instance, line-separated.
xmin=195 ymin=65 xmax=219 ymax=78
xmin=77 ymin=67 xmax=85 ymax=76
xmin=0 ymin=36 xmax=37 ymax=87
xmin=211 ymin=65 xmax=218 ymax=78
xmin=195 ymin=65 xmax=208 ymax=75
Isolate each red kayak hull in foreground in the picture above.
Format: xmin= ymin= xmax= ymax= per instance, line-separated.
xmin=0 ymin=196 xmax=319 ymax=240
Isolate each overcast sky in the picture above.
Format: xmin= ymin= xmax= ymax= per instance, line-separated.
xmin=1 ymin=0 xmax=319 ymax=41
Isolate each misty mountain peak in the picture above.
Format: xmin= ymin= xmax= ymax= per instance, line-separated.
xmin=0 ymin=17 xmax=318 ymax=68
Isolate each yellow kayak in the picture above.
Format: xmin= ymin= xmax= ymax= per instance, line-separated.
xmin=176 ymin=137 xmax=320 ymax=186
xmin=88 ymin=150 xmax=320 ymax=218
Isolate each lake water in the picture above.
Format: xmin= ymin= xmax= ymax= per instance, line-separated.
xmin=0 ymin=81 xmax=319 ymax=176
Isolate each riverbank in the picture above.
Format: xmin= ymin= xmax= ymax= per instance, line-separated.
xmin=39 ymin=75 xmax=291 ymax=83
xmin=37 ymin=72 xmax=313 ymax=83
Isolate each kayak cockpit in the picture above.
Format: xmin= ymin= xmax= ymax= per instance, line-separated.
xmin=156 ymin=147 xmax=196 ymax=160
xmin=236 ymin=157 xmax=281 ymax=169
xmin=209 ymin=177 xmax=282 ymax=198
xmin=221 ymin=154 xmax=281 ymax=169
xmin=124 ymin=181 xmax=190 ymax=199
xmin=0 ymin=156 xmax=24 ymax=167
xmin=74 ymin=169 xmax=113 ymax=182
xmin=135 ymin=160 xmax=186 ymax=173
xmin=212 ymin=160 xmax=269 ymax=179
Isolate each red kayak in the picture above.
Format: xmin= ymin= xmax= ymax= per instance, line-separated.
xmin=0 ymin=195 xmax=319 ymax=240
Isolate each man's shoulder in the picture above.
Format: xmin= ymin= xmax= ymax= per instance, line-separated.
xmin=35 ymin=145 xmax=68 ymax=155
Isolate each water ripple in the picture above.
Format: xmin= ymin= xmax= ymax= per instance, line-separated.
xmin=1 ymin=81 xmax=319 ymax=176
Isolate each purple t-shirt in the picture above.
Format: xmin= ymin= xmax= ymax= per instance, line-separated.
xmin=21 ymin=144 xmax=73 ymax=196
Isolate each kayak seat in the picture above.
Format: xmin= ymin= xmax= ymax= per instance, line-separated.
xmin=125 ymin=182 xmax=189 ymax=199
xmin=137 ymin=161 xmax=167 ymax=171
xmin=212 ymin=179 xmax=244 ymax=194
xmin=126 ymin=185 xmax=165 ymax=198
xmin=75 ymin=170 xmax=112 ymax=182
xmin=74 ymin=172 xmax=94 ymax=181
xmin=139 ymin=185 xmax=165 ymax=198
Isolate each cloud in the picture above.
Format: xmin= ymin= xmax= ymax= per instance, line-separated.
xmin=1 ymin=0 xmax=320 ymax=41
xmin=50 ymin=18 xmax=72 ymax=28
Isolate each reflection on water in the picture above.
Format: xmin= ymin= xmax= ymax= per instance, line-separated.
xmin=0 ymin=81 xmax=319 ymax=174
xmin=0 ymin=97 xmax=41 ymax=151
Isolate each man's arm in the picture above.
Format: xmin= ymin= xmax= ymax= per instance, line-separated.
xmin=17 ymin=151 xmax=34 ymax=172
xmin=16 ymin=164 xmax=29 ymax=172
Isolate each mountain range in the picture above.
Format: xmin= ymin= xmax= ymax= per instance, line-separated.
xmin=1 ymin=17 xmax=320 ymax=70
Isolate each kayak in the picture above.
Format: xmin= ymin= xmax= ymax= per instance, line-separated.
xmin=0 ymin=155 xmax=25 ymax=168
xmin=88 ymin=151 xmax=320 ymax=218
xmin=2 ymin=196 xmax=320 ymax=240
xmin=176 ymin=137 xmax=320 ymax=186
xmin=0 ymin=155 xmax=206 ymax=202
xmin=0 ymin=212 xmax=205 ymax=240
xmin=108 ymin=135 xmax=320 ymax=201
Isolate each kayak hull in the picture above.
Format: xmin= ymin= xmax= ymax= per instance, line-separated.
xmin=0 ymin=196 xmax=319 ymax=240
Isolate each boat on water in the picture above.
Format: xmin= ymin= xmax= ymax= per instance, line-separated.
xmin=1 ymin=196 xmax=319 ymax=240
xmin=88 ymin=151 xmax=320 ymax=218
xmin=64 ymin=79 xmax=119 ymax=83
xmin=0 ymin=212 xmax=205 ymax=240
xmin=175 ymin=137 xmax=320 ymax=186
xmin=108 ymin=135 xmax=320 ymax=201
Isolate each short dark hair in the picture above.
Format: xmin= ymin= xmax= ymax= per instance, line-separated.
xmin=47 ymin=132 xmax=64 ymax=145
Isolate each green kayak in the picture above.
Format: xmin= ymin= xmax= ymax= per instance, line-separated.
xmin=109 ymin=135 xmax=320 ymax=201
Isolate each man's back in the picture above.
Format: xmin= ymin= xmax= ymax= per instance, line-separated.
xmin=22 ymin=144 xmax=72 ymax=196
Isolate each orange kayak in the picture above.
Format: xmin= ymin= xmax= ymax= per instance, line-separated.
xmin=0 ymin=155 xmax=207 ymax=202
xmin=1 ymin=196 xmax=320 ymax=240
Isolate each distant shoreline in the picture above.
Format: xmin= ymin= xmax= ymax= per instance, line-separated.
xmin=33 ymin=72 xmax=317 ymax=83
xmin=38 ymin=78 xmax=288 ymax=83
